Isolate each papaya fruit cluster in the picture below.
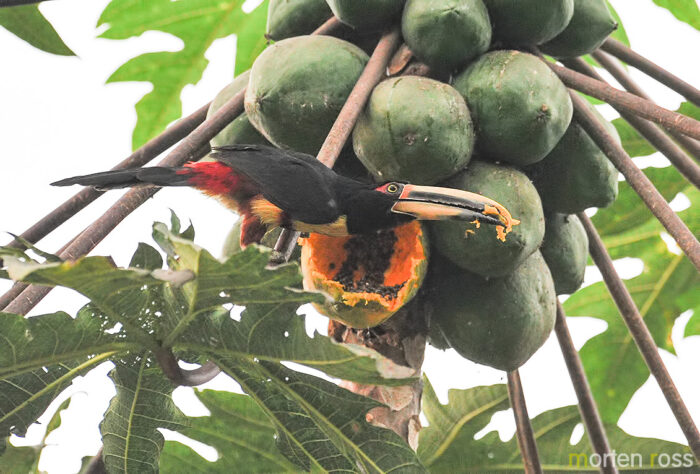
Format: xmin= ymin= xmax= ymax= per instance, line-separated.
xmin=214 ymin=0 xmax=620 ymax=372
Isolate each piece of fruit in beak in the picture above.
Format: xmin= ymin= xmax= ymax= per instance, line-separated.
xmin=391 ymin=184 xmax=520 ymax=242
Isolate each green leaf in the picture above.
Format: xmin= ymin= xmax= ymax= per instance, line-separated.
xmin=98 ymin=0 xmax=269 ymax=149
xmin=178 ymin=303 xmax=416 ymax=386
xmin=0 ymin=4 xmax=75 ymax=56
xmin=418 ymin=378 xmax=510 ymax=471
xmin=101 ymin=356 xmax=187 ymax=473
xmin=565 ymin=194 xmax=699 ymax=422
xmin=0 ymin=397 xmax=72 ymax=472
xmin=419 ymin=382 xmax=696 ymax=471
xmin=0 ymin=310 xmax=128 ymax=439
xmin=0 ymin=249 xmax=190 ymax=347
xmin=653 ymin=0 xmax=700 ymax=31
xmin=214 ymin=357 xmax=425 ymax=472
xmin=592 ymin=166 xmax=690 ymax=237
xmin=160 ymin=390 xmax=297 ymax=472
xmin=151 ymin=222 xmax=323 ymax=346
xmin=0 ymin=439 xmax=37 ymax=473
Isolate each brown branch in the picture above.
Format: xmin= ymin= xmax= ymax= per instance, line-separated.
xmin=564 ymin=56 xmax=700 ymax=189
xmin=586 ymin=50 xmax=700 ymax=161
xmin=568 ymin=91 xmax=700 ymax=270
xmin=5 ymin=103 xmax=210 ymax=250
xmin=555 ymin=302 xmax=617 ymax=474
xmin=601 ymin=38 xmax=700 ymax=108
xmin=548 ymin=63 xmax=700 ymax=140
xmin=578 ymin=213 xmax=700 ymax=461
xmin=507 ymin=371 xmax=542 ymax=474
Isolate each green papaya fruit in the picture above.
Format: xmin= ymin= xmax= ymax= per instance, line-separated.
xmin=401 ymin=0 xmax=491 ymax=72
xmin=526 ymin=100 xmax=619 ymax=213
xmin=245 ymin=35 xmax=369 ymax=155
xmin=208 ymin=71 xmax=270 ymax=148
xmin=540 ymin=0 xmax=617 ymax=58
xmin=453 ymin=50 xmax=573 ymax=166
xmin=326 ymin=0 xmax=406 ymax=31
xmin=352 ymin=76 xmax=474 ymax=185
xmin=483 ymin=0 xmax=574 ymax=45
xmin=426 ymin=251 xmax=556 ymax=371
xmin=541 ymin=213 xmax=588 ymax=295
xmin=429 ymin=160 xmax=545 ymax=277
xmin=266 ymin=0 xmax=333 ymax=41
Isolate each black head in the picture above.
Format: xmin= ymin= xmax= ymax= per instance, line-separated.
xmin=336 ymin=180 xmax=413 ymax=234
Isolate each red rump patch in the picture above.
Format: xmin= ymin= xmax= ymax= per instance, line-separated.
xmin=178 ymin=161 xmax=240 ymax=196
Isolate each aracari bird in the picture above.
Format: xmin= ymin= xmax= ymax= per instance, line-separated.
xmin=52 ymin=145 xmax=518 ymax=246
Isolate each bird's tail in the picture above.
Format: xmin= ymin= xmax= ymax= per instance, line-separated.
xmin=51 ymin=167 xmax=192 ymax=190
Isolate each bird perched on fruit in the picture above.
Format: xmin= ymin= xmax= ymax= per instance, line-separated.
xmin=52 ymin=145 xmax=518 ymax=246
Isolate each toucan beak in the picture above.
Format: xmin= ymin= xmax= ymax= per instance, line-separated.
xmin=391 ymin=184 xmax=520 ymax=241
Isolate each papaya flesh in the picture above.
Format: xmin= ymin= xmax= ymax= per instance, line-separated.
xmin=352 ymin=76 xmax=474 ymax=185
xmin=266 ymin=0 xmax=333 ymax=41
xmin=401 ymin=0 xmax=491 ymax=72
xmin=526 ymin=99 xmax=620 ymax=214
xmin=208 ymin=71 xmax=270 ymax=149
xmin=426 ymin=251 xmax=556 ymax=371
xmin=301 ymin=221 xmax=429 ymax=328
xmin=429 ymin=160 xmax=544 ymax=278
xmin=483 ymin=0 xmax=574 ymax=45
xmin=326 ymin=0 xmax=406 ymax=31
xmin=245 ymin=35 xmax=369 ymax=155
xmin=540 ymin=0 xmax=617 ymax=59
xmin=453 ymin=50 xmax=573 ymax=166
xmin=541 ymin=213 xmax=588 ymax=295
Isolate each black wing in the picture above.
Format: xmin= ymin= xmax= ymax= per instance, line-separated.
xmin=210 ymin=145 xmax=341 ymax=224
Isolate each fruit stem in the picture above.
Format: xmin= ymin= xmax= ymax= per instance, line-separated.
xmin=567 ymin=90 xmax=700 ymax=270
xmin=584 ymin=51 xmax=700 ymax=162
xmin=507 ymin=370 xmax=543 ymax=474
xmin=547 ymin=62 xmax=700 ymax=140
xmin=555 ymin=302 xmax=618 ymax=474
xmin=600 ymin=38 xmax=700 ymax=108
xmin=565 ymin=55 xmax=700 ymax=188
xmin=578 ymin=213 xmax=700 ymax=462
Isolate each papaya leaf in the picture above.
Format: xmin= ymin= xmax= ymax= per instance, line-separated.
xmin=418 ymin=382 xmax=695 ymax=471
xmin=565 ymin=192 xmax=699 ymax=423
xmin=151 ymin=222 xmax=323 ymax=346
xmin=98 ymin=0 xmax=269 ymax=149
xmin=653 ymin=0 xmax=700 ymax=31
xmin=0 ymin=309 xmax=131 ymax=440
xmin=0 ymin=439 xmax=37 ymax=472
xmin=0 ymin=247 xmax=190 ymax=348
xmin=592 ymin=166 xmax=691 ymax=237
xmin=0 ymin=397 xmax=72 ymax=472
xmin=177 ymin=303 xmax=416 ymax=386
xmin=0 ymin=4 xmax=74 ymax=56
xmin=160 ymin=390 xmax=297 ymax=472
xmin=101 ymin=356 xmax=187 ymax=473
xmin=213 ymin=357 xmax=425 ymax=473
xmin=418 ymin=377 xmax=510 ymax=471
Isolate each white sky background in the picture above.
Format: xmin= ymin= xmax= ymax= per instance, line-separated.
xmin=0 ymin=0 xmax=698 ymax=471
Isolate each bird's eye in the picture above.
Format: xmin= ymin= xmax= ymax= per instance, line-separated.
xmin=386 ymin=183 xmax=399 ymax=194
